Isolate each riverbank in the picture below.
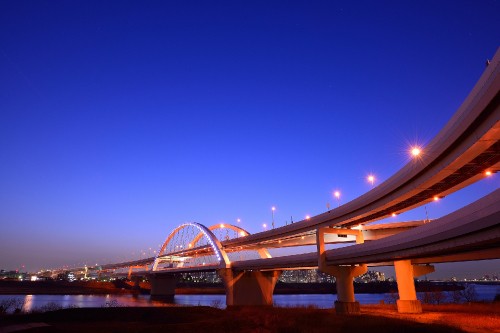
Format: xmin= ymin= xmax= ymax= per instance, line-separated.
xmin=1 ymin=303 xmax=498 ymax=333
xmin=0 ymin=280 xmax=476 ymax=295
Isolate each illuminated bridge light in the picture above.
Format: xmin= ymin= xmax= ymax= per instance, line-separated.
xmin=410 ymin=146 xmax=422 ymax=157
xmin=485 ymin=170 xmax=492 ymax=176
xmin=367 ymin=174 xmax=375 ymax=186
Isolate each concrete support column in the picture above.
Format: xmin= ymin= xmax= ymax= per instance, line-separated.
xmin=149 ymin=274 xmax=177 ymax=301
xmin=218 ymin=269 xmax=282 ymax=306
xmin=394 ymin=260 xmax=435 ymax=313
xmin=130 ymin=276 xmax=142 ymax=290
xmin=323 ymin=264 xmax=367 ymax=314
xmin=316 ymin=226 xmax=367 ymax=314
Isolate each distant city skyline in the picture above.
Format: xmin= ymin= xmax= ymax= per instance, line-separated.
xmin=0 ymin=1 xmax=498 ymax=278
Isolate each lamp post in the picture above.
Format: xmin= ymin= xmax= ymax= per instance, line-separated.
xmin=271 ymin=206 xmax=276 ymax=229
xmin=334 ymin=191 xmax=341 ymax=207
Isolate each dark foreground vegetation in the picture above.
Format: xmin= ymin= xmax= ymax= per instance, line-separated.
xmin=0 ymin=305 xmax=476 ymax=333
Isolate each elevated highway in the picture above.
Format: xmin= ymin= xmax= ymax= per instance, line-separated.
xmin=147 ymin=49 xmax=500 ymax=312
xmin=65 ymin=48 xmax=500 ymax=314
xmin=223 ymin=48 xmax=499 ymax=248
xmin=230 ymin=189 xmax=500 ymax=270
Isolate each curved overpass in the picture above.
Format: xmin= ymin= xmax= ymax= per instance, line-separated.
xmin=93 ymin=49 xmax=499 ymax=273
xmin=230 ymin=189 xmax=500 ymax=271
xmin=224 ymin=47 xmax=500 ymax=249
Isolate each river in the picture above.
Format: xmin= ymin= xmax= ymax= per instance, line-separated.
xmin=0 ymin=284 xmax=497 ymax=312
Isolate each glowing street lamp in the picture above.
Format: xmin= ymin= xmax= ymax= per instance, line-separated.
xmin=334 ymin=191 xmax=341 ymax=207
xmin=410 ymin=146 xmax=422 ymax=157
xmin=262 ymin=223 xmax=267 ymax=230
xmin=367 ymin=174 xmax=375 ymax=187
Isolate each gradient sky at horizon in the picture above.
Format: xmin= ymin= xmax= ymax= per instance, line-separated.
xmin=1 ymin=1 xmax=499 ymax=278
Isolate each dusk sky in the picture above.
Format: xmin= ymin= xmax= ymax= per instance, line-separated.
xmin=1 ymin=1 xmax=498 ymax=279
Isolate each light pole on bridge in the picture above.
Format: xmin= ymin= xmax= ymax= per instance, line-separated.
xmin=334 ymin=191 xmax=341 ymax=207
xmin=271 ymin=206 xmax=276 ymax=229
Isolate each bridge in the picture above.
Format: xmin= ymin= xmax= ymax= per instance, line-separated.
xmin=69 ymin=48 xmax=500 ymax=314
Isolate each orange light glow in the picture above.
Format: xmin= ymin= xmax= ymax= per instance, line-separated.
xmin=239 ymin=231 xmax=246 ymax=236
xmin=433 ymin=196 xmax=439 ymax=201
xmin=305 ymin=215 xmax=310 ymax=220
xmin=220 ymin=223 xmax=225 ymax=228
xmin=392 ymin=213 xmax=397 ymax=217
xmin=411 ymin=147 xmax=422 ymax=157
xmin=485 ymin=170 xmax=492 ymax=176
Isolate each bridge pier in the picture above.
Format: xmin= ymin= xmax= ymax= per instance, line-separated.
xmin=130 ymin=276 xmax=142 ymax=290
xmin=218 ymin=269 xmax=282 ymax=306
xmin=149 ymin=273 xmax=177 ymax=301
xmin=323 ymin=264 xmax=367 ymax=313
xmin=317 ymin=226 xmax=367 ymax=314
xmin=394 ymin=260 xmax=435 ymax=313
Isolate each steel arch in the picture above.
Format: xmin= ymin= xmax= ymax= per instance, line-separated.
xmin=192 ymin=224 xmax=272 ymax=259
xmin=152 ymin=222 xmax=230 ymax=271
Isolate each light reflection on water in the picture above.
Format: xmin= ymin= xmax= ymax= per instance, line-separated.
xmin=0 ymin=284 xmax=496 ymax=312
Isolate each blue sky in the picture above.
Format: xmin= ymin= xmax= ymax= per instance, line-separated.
xmin=0 ymin=1 xmax=498 ymax=278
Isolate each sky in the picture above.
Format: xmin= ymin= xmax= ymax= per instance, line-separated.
xmin=0 ymin=1 xmax=498 ymax=279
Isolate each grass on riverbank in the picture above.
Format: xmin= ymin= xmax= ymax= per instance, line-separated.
xmin=2 ymin=304 xmax=493 ymax=333
xmin=364 ymin=303 xmax=500 ymax=333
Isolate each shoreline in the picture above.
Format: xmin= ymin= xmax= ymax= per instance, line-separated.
xmin=1 ymin=280 xmax=488 ymax=296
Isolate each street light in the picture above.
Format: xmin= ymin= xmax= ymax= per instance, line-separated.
xmin=334 ymin=191 xmax=341 ymax=207
xmin=410 ymin=146 xmax=422 ymax=157
xmin=262 ymin=223 xmax=267 ymax=230
xmin=367 ymin=174 xmax=375 ymax=187
xmin=271 ymin=206 xmax=276 ymax=229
